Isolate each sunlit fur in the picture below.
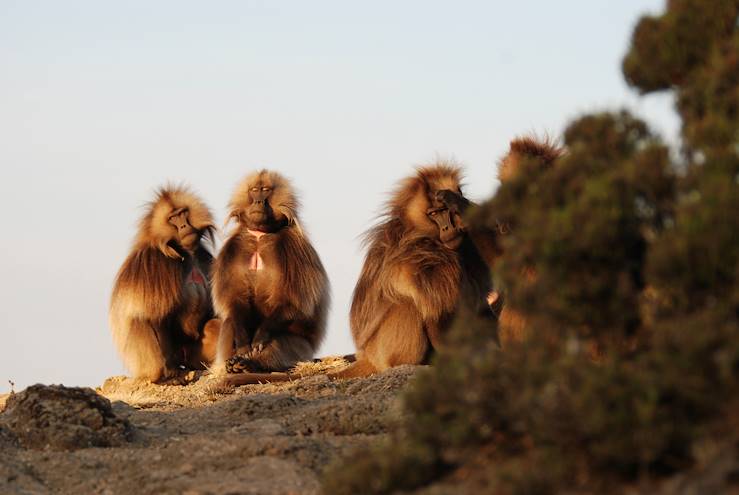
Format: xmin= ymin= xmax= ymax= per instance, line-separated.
xmin=333 ymin=163 xmax=494 ymax=378
xmin=212 ymin=171 xmax=329 ymax=374
xmin=497 ymin=135 xmax=564 ymax=182
xmin=109 ymin=185 xmax=218 ymax=382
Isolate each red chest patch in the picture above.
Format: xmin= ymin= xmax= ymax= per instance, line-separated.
xmin=186 ymin=267 xmax=207 ymax=286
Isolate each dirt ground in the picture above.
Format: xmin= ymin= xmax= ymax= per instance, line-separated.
xmin=0 ymin=358 xmax=418 ymax=495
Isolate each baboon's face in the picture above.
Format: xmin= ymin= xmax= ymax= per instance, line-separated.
xmin=426 ymin=196 xmax=463 ymax=250
xmin=405 ymin=176 xmax=466 ymax=250
xmin=245 ymin=178 xmax=284 ymax=231
xmin=420 ymin=180 xmax=465 ymax=250
xmin=168 ymin=206 xmax=199 ymax=250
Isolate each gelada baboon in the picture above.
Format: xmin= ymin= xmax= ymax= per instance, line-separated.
xmin=495 ymin=136 xmax=564 ymax=343
xmin=332 ymin=163 xmax=496 ymax=378
xmin=211 ymin=170 xmax=329 ymax=378
xmin=498 ymin=136 xmax=563 ymax=182
xmin=109 ymin=186 xmax=220 ymax=382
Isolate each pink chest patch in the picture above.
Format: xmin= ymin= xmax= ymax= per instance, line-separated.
xmin=247 ymin=229 xmax=267 ymax=271
xmin=186 ymin=267 xmax=207 ymax=286
xmin=249 ymin=252 xmax=264 ymax=271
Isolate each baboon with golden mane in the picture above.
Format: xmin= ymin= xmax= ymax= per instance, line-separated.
xmin=332 ymin=163 xmax=496 ymax=378
xmin=212 ymin=170 xmax=329 ymax=376
xmin=109 ymin=186 xmax=219 ymax=382
xmin=495 ymin=136 xmax=564 ymax=344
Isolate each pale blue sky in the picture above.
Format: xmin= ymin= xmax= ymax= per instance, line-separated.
xmin=0 ymin=1 xmax=677 ymax=391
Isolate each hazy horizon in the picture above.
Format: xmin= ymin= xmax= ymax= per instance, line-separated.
xmin=0 ymin=1 xmax=679 ymax=392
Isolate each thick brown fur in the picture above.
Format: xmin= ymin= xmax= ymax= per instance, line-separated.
xmin=496 ymin=136 xmax=564 ymax=344
xmin=110 ymin=186 xmax=218 ymax=382
xmin=332 ymin=163 xmax=495 ymax=378
xmin=211 ymin=170 xmax=329 ymax=375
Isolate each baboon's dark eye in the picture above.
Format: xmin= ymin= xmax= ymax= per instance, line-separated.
xmin=261 ymin=187 xmax=270 ymax=192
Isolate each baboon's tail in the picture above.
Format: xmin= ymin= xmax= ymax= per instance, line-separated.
xmin=312 ymin=353 xmax=356 ymax=363
xmin=221 ymin=354 xmax=367 ymax=385
xmin=222 ymin=372 xmax=292 ymax=386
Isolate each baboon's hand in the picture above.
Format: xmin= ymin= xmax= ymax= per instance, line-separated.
xmin=487 ymin=291 xmax=499 ymax=306
xmin=225 ymin=354 xmax=260 ymax=374
xmin=436 ymin=189 xmax=470 ymax=231
xmin=435 ymin=189 xmax=470 ymax=214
